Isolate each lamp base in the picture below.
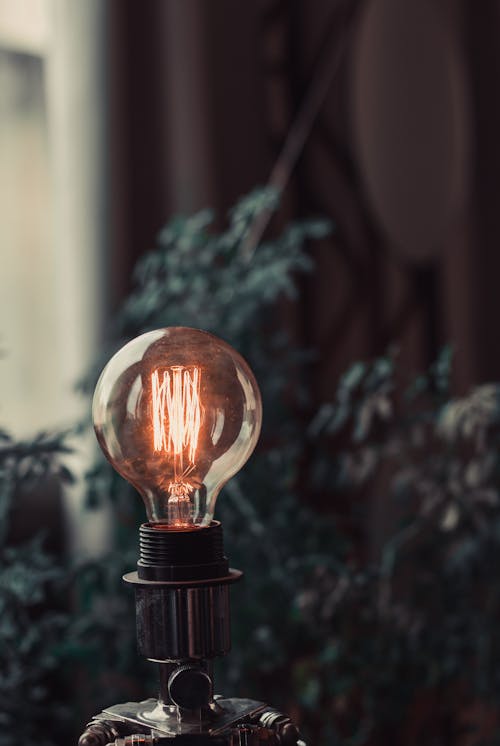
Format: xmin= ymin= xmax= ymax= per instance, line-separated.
xmin=78 ymin=523 xmax=306 ymax=745
xmin=79 ymin=696 xmax=306 ymax=745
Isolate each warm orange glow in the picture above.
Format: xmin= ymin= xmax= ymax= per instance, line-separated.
xmin=151 ymin=366 xmax=202 ymax=498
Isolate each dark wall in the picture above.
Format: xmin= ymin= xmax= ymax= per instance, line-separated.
xmin=105 ymin=0 xmax=500 ymax=396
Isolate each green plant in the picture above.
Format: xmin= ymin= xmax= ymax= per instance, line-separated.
xmin=73 ymin=192 xmax=500 ymax=745
xmin=6 ymin=188 xmax=500 ymax=746
xmin=302 ymin=349 xmax=500 ymax=744
xmin=0 ymin=431 xmax=72 ymax=746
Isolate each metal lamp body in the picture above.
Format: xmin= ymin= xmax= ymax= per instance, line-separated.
xmin=78 ymin=523 xmax=306 ymax=746
xmin=126 ymin=574 xmax=235 ymax=661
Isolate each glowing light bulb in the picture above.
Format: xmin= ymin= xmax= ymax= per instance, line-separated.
xmin=92 ymin=327 xmax=262 ymax=529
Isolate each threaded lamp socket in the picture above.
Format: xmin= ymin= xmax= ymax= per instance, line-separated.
xmin=137 ymin=521 xmax=229 ymax=582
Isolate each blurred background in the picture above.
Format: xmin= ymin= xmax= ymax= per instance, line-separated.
xmin=3 ymin=0 xmax=500 ymax=745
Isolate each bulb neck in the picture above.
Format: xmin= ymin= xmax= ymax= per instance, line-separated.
xmin=137 ymin=521 xmax=230 ymax=582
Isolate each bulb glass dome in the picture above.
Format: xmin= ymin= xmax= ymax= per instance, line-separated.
xmin=92 ymin=327 xmax=262 ymax=529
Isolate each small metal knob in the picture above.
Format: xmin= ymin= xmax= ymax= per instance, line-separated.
xmin=280 ymin=723 xmax=304 ymax=745
xmin=167 ymin=665 xmax=212 ymax=710
xmin=78 ymin=720 xmax=122 ymax=746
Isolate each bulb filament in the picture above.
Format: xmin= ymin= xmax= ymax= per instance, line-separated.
xmin=151 ymin=366 xmax=202 ymax=520
xmin=152 ymin=366 xmax=202 ymax=460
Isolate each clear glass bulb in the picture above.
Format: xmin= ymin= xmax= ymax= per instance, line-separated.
xmin=92 ymin=327 xmax=262 ymax=529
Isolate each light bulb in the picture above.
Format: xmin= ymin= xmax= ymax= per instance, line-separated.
xmin=92 ymin=327 xmax=262 ymax=529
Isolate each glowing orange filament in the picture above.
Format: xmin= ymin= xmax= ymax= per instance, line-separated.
xmin=151 ymin=366 xmax=202 ymax=494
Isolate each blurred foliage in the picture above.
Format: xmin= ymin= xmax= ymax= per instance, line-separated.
xmin=5 ymin=189 xmax=500 ymax=745
xmin=0 ymin=431 xmax=72 ymax=746
xmin=305 ymin=348 xmax=500 ymax=745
